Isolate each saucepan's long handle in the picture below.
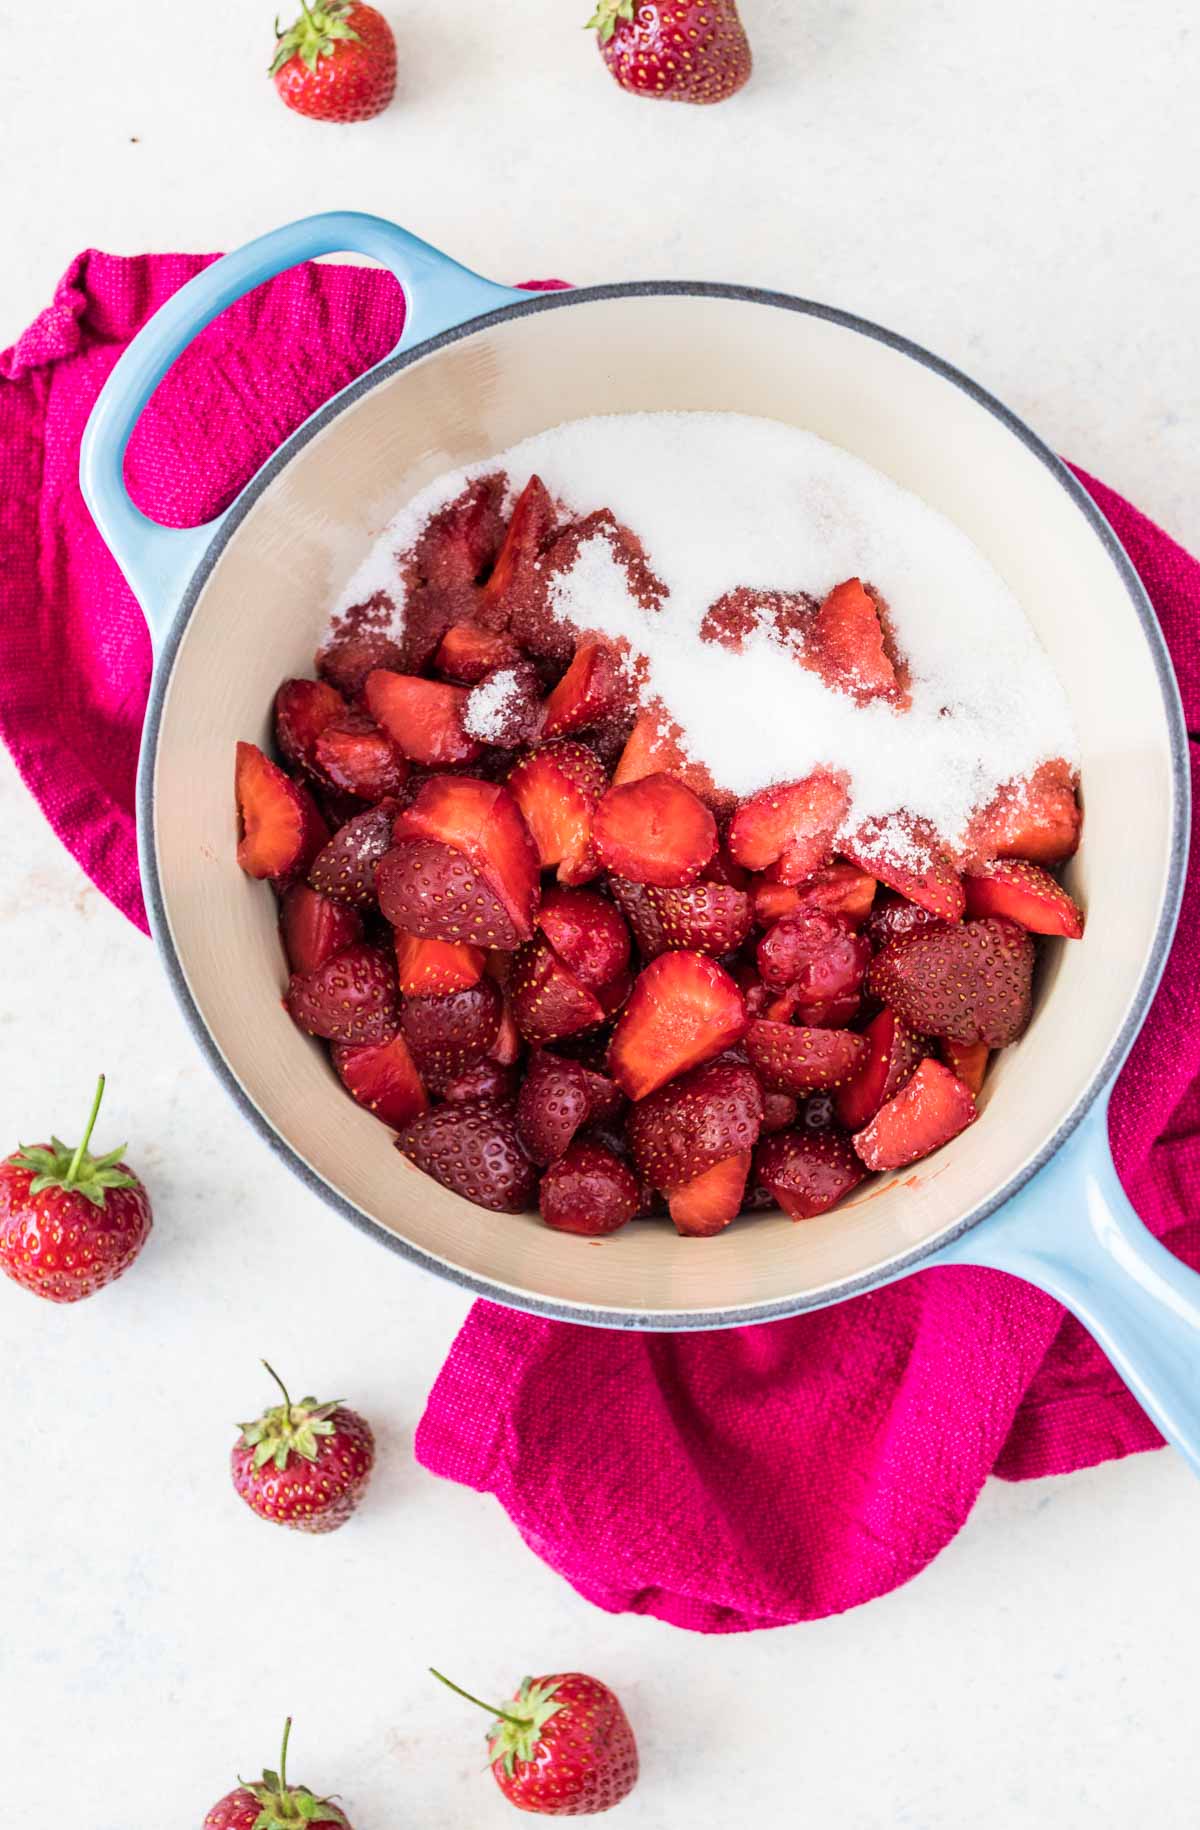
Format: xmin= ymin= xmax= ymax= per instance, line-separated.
xmin=79 ymin=211 xmax=527 ymax=647
xmin=928 ymin=1092 xmax=1200 ymax=1476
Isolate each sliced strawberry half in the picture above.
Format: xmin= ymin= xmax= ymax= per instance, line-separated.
xmin=400 ymin=978 xmax=502 ymax=1081
xmin=394 ymin=931 xmax=485 ymax=996
xmin=592 ymin=773 xmax=717 ymax=888
xmin=364 ymin=670 xmax=481 ymax=767
xmin=539 ymin=1141 xmax=641 ymax=1236
xmin=479 ymin=474 xmax=557 ymax=620
xmin=393 ymin=775 xmax=541 ymax=943
xmin=412 ymin=474 xmax=505 ymax=589
xmin=440 ymin=1058 xmax=518 ymax=1105
xmin=651 ymin=879 xmax=753 ymax=955
xmin=542 ymin=641 xmax=624 ymax=739
xmin=235 ymin=741 xmax=329 ymax=881
xmin=509 ymin=936 xmax=606 ymax=1045
xmin=507 ymin=741 xmax=608 ymax=884
xmin=609 ymin=878 xmax=669 ymax=961
xmin=397 ymin=1099 xmax=536 ymax=1213
xmin=279 ymin=883 xmax=364 ymax=975
xmin=940 ymin=1036 xmax=989 ymax=1096
xmin=755 ymin=1128 xmax=866 ymax=1220
xmin=377 ymin=839 xmax=525 ymax=949
xmin=313 ymin=711 xmax=409 ymax=803
xmin=516 ymin=1048 xmax=621 ymax=1165
xmin=852 ymin=1057 xmax=977 ymax=1170
xmin=274 ymin=677 xmax=346 ymax=775
xmin=537 ymin=887 xmax=631 ymax=988
xmin=810 ymin=577 xmax=897 ymax=699
xmin=963 ymin=860 xmax=1084 ymax=938
xmin=285 ymin=941 xmax=399 ymax=1044
xmin=308 ymin=801 xmax=396 ymax=907
xmin=966 ymin=760 xmax=1082 ymax=866
xmin=462 ymin=661 xmax=545 ymax=748
xmin=627 ymin=1059 xmax=763 ymax=1193
xmin=331 ymin=1032 xmax=428 ymax=1129
xmin=727 ymin=773 xmax=850 ymax=882
xmin=834 ymin=1007 xmax=924 ymax=1131
xmin=434 ymin=620 xmax=521 ymax=684
xmin=868 ymin=917 xmax=1034 ymax=1047
xmin=608 ymin=953 xmax=747 ymax=1101
xmin=745 ymin=1020 xmax=867 ymax=1095
xmin=842 ymin=816 xmax=965 ymax=921
xmin=668 ymin=1152 xmax=753 ymax=1236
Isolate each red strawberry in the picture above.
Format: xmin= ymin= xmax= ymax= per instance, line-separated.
xmin=479 ymin=475 xmax=558 ymax=622
xmin=963 ymin=859 xmax=1084 ymax=938
xmin=393 ymin=775 xmax=541 ymax=942
xmin=331 ymin=1032 xmax=428 ymax=1129
xmin=394 ymin=580 xmax=480 ymax=675
xmin=204 ymin=1718 xmax=350 ymax=1829
xmin=435 ymin=620 xmax=521 ymax=684
xmin=394 ymin=931 xmax=485 ymax=995
xmin=463 ymin=661 xmax=546 ymax=747
xmin=868 ymin=917 xmax=1034 ymax=1047
xmin=378 ymin=839 xmax=524 ymax=948
xmin=652 ymin=878 xmax=752 ymax=955
xmin=669 ymin=1151 xmax=753 ymax=1234
xmin=270 ymin=1 xmax=396 ymax=123
xmin=400 ymin=979 xmax=502 ymax=1081
xmin=274 ymin=677 xmax=346 ymax=775
xmin=834 ymin=1007 xmax=923 ymax=1131
xmin=508 ymin=742 xmax=609 ymax=885
xmin=608 ymin=952 xmax=747 ymax=1100
xmin=510 ymin=937 xmax=606 ymax=1044
xmin=940 ymin=1036 xmax=989 ymax=1096
xmin=627 ymin=1058 xmax=762 ymax=1191
xmin=316 ymin=625 xmax=406 ymax=697
xmin=313 ymin=710 xmax=408 ymax=802
xmin=745 ymin=1020 xmax=867 ymax=1095
xmin=756 ymin=910 xmax=871 ymax=1005
xmin=864 ymin=890 xmax=949 ymax=953
xmin=752 ymin=862 xmax=877 ymax=929
xmin=539 ymin=1140 xmax=641 ymax=1235
xmin=307 ymin=801 xmax=396 ymax=906
xmin=612 ymin=706 xmax=732 ymax=813
xmin=490 ymin=995 xmax=523 ymax=1067
xmin=537 ymin=887 xmax=631 ymax=988
xmin=592 ymin=773 xmax=717 ymax=887
xmin=761 ymin=1089 xmax=799 ymax=1133
xmin=279 ymin=883 xmax=364 ymax=975
xmin=413 ymin=476 xmax=506 ymax=589
xmin=727 ymin=774 xmax=850 ymax=882
xmin=231 ymin=1363 xmax=374 ymax=1533
xmin=966 ymin=760 xmax=1082 ymax=866
xmin=440 ymin=1058 xmax=519 ymax=1105
xmin=398 ymin=1100 xmax=537 ymax=1212
xmin=433 ymin=1667 xmax=638 ymax=1815
xmin=542 ymin=642 xmax=623 ymax=738
xmin=852 ymin=1057 xmax=977 ymax=1170
xmin=285 ymin=942 xmax=399 ymax=1044
xmin=589 ymin=0 xmax=751 ymax=105
xmin=364 ymin=671 xmax=480 ymax=766
xmin=755 ymin=1127 xmax=866 ymax=1220
xmin=810 ymin=578 xmax=897 ymax=699
xmin=595 ymin=966 xmax=633 ymax=1016
xmin=236 ymin=742 xmax=329 ymax=881
xmin=843 ymin=818 xmax=965 ymax=921
xmin=0 ymin=1076 xmax=151 ymax=1303
xmin=609 ymin=877 xmax=669 ymax=960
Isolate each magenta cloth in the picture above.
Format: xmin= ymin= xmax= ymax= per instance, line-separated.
xmin=2 ymin=254 xmax=1199 ymax=1632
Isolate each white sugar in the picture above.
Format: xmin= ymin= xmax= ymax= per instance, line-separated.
xmin=332 ymin=412 xmax=1078 ymax=854
xmin=463 ymin=667 xmax=523 ymax=741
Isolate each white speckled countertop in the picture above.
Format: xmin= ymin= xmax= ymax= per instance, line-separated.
xmin=1 ymin=3 xmax=1198 ymax=1824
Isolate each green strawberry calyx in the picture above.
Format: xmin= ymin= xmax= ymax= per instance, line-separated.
xmin=271 ymin=1 xmax=361 ymax=76
xmin=240 ymin=1719 xmax=349 ymax=1828
xmin=430 ymin=1669 xmax=563 ymax=1779
xmin=586 ymin=0 xmax=636 ymax=43
xmin=12 ymin=1075 xmax=138 ymax=1210
xmin=237 ymin=1363 xmax=343 ymax=1473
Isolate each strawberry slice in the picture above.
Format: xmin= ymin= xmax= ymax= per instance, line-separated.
xmin=727 ymin=774 xmax=850 ymax=882
xmin=810 ymin=578 xmax=897 ymax=699
xmin=440 ymin=1058 xmax=518 ymax=1105
xmin=609 ymin=878 xmax=669 ymax=961
xmin=507 ymin=742 xmax=608 ymax=885
xmin=842 ymin=817 xmax=965 ymax=921
xmin=399 ymin=979 xmax=502 ymax=1081
xmin=489 ymin=995 xmax=522 ymax=1066
xmin=412 ymin=475 xmax=505 ymax=589
xmin=864 ymin=891 xmax=949 ymax=953
xmin=542 ymin=642 xmax=623 ymax=739
xmin=235 ymin=741 xmax=329 ymax=881
xmin=331 ymin=1032 xmax=428 ymax=1129
xmin=612 ymin=707 xmax=733 ymax=813
xmin=463 ymin=662 xmax=545 ymax=747
xmin=274 ymin=677 xmax=346 ymax=775
xmin=651 ymin=880 xmax=753 ymax=955
xmin=852 ymin=1057 xmax=977 ymax=1170
xmin=761 ymin=1089 xmax=799 ymax=1133
xmin=377 ymin=838 xmax=523 ymax=947
xmin=479 ymin=474 xmax=557 ymax=620
xmin=393 ymin=775 xmax=541 ymax=943
xmin=509 ymin=936 xmax=606 ymax=1045
xmin=668 ymin=1151 xmax=753 ymax=1236
xmin=516 ymin=1048 xmax=622 ymax=1165
xmin=539 ymin=1140 xmax=642 ymax=1236
xmin=434 ymin=620 xmax=521 ymax=684
xmin=285 ymin=942 xmax=399 ymax=1044
xmin=751 ymin=863 xmax=877 ymax=929
xmin=745 ymin=1020 xmax=867 ymax=1094
xmin=537 ymin=887 xmax=631 ymax=989
xmin=627 ymin=1059 xmax=763 ymax=1192
xmin=595 ymin=966 xmax=633 ymax=1016
xmin=756 ymin=911 xmax=871 ymax=1010
xmin=308 ymin=802 xmax=396 ymax=907
xmin=396 ymin=581 xmax=480 ymax=675
xmin=394 ymin=931 xmax=485 ymax=995
xmin=868 ymin=917 xmax=1034 ymax=1047
xmin=834 ymin=1007 xmax=924 ymax=1131
xmin=963 ymin=860 xmax=1084 ymax=938
xmin=316 ymin=626 xmax=407 ymax=698
xmin=397 ymin=1099 xmax=536 ymax=1213
xmin=755 ymin=1128 xmax=866 ymax=1220
xmin=608 ymin=953 xmax=747 ymax=1101
xmin=966 ymin=760 xmax=1082 ymax=866
xmin=313 ymin=711 xmax=409 ymax=803
xmin=940 ymin=1037 xmax=989 ymax=1096
xmin=592 ymin=774 xmax=717 ymax=888
xmin=364 ymin=670 xmax=481 ymax=767
xmin=279 ymin=883 xmax=364 ymax=975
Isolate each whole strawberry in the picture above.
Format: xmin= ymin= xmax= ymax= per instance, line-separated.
xmin=0 ymin=1075 xmax=151 ymax=1303
xmin=271 ymin=2 xmax=397 ymax=123
xmin=231 ymin=1363 xmax=375 ymax=1534
xmin=588 ymin=0 xmax=751 ymax=104
xmin=433 ymin=1667 xmax=639 ymax=1816
xmin=205 ymin=1717 xmax=350 ymax=1828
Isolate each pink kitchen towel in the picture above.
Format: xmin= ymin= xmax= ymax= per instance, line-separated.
xmin=2 ymin=252 xmax=1198 ymax=1632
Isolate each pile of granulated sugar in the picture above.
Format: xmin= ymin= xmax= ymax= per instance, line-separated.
xmin=332 ymin=412 xmax=1078 ymax=859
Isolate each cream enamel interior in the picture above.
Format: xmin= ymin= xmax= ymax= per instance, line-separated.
xmin=151 ymin=292 xmax=1176 ymax=1320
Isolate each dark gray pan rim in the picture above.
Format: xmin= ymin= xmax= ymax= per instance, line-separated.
xmin=137 ymin=278 xmax=1190 ymax=1331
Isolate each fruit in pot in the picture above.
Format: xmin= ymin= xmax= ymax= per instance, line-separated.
xmin=588 ymin=0 xmax=751 ymax=106
xmin=235 ymin=742 xmax=328 ymax=881
xmin=963 ymin=859 xmax=1084 ymax=937
xmin=851 ymin=1058 xmax=978 ymax=1171
xmin=591 ymin=772 xmax=717 ymax=888
xmin=285 ymin=941 xmax=399 ymax=1044
xmin=397 ymin=1100 xmax=537 ymax=1212
xmin=540 ymin=1141 xmax=642 ymax=1235
xmin=868 ymin=917 xmax=1034 ymax=1047
xmin=745 ymin=1021 xmax=867 ymax=1096
xmin=204 ymin=1717 xmax=350 ymax=1828
xmin=432 ymin=1666 xmax=638 ymax=1815
xmin=627 ymin=1058 xmax=763 ymax=1193
xmin=608 ymin=952 xmax=747 ymax=1100
xmin=270 ymin=0 xmax=397 ymax=124
xmin=727 ymin=774 xmax=850 ymax=882
xmin=756 ymin=1127 xmax=866 ymax=1220
xmin=231 ymin=1363 xmax=375 ymax=1534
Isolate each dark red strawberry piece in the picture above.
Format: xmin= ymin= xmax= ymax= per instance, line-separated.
xmin=489 ymin=995 xmax=522 ymax=1066
xmin=507 ymin=741 xmax=608 ymax=884
xmin=377 ymin=839 xmax=523 ymax=948
xmin=542 ymin=641 xmax=624 ymax=738
xmin=609 ymin=877 xmax=669 ymax=960
xmin=400 ymin=979 xmax=502 ymax=1082
xmin=842 ymin=817 xmax=965 ymax=921
xmin=965 ymin=760 xmax=1082 ymax=866
xmin=274 ymin=677 xmax=346 ymax=775
xmin=868 ymin=917 xmax=1034 ymax=1047
xmin=756 ymin=910 xmax=871 ymax=1004
xmin=608 ymin=952 xmax=747 ymax=1101
xmin=509 ymin=937 xmax=605 ymax=1044
xmin=761 ymin=1089 xmax=799 ymax=1133
xmin=668 ymin=1152 xmax=752 ymax=1236
xmin=397 ymin=580 xmax=481 ymax=675
xmin=592 ymin=773 xmax=717 ymax=888
xmin=627 ymin=1058 xmax=763 ymax=1192
xmin=285 ymin=942 xmax=399 ymax=1044
xmin=516 ymin=1048 xmax=620 ymax=1164
xmin=439 ymin=1058 xmax=519 ymax=1105
xmin=364 ymin=670 xmax=480 ymax=766
xmin=752 ymin=862 xmax=877 ymax=929
xmin=463 ymin=662 xmax=545 ymax=747
xmin=235 ymin=742 xmax=329 ymax=881
xmin=313 ymin=710 xmax=409 ymax=802
xmin=834 ymin=1006 xmax=923 ymax=1131
xmin=308 ymin=802 xmax=396 ymax=907
xmin=537 ymin=887 xmax=631 ymax=988
xmin=650 ymin=879 xmax=752 ymax=955
xmin=393 ymin=775 xmax=541 ymax=942
xmin=331 ymin=1032 xmax=428 ymax=1129
xmin=756 ymin=1127 xmax=866 ymax=1220
xmin=963 ymin=859 xmax=1084 ymax=937
xmin=595 ymin=967 xmax=634 ymax=1017
xmin=810 ymin=577 xmax=897 ymax=699
xmin=434 ymin=620 xmax=522 ymax=684
xmin=279 ymin=883 xmax=364 ymax=975
xmin=413 ymin=474 xmax=506 ymax=588
xmin=940 ymin=1036 xmax=989 ymax=1095
xmin=864 ymin=890 xmax=949 ymax=953
xmin=539 ymin=1141 xmax=641 ymax=1236
xmin=852 ymin=1057 xmax=977 ymax=1170
xmin=397 ymin=1100 xmax=536 ymax=1213
xmin=478 ymin=474 xmax=557 ymax=624
xmin=727 ymin=773 xmax=850 ymax=882
xmin=745 ymin=1020 xmax=867 ymax=1094
xmin=316 ymin=622 xmax=407 ymax=698
xmin=393 ymin=931 xmax=485 ymax=995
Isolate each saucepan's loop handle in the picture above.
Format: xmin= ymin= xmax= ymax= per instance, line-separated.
xmin=929 ymin=1092 xmax=1200 ymax=1477
xmin=79 ymin=210 xmax=527 ymax=647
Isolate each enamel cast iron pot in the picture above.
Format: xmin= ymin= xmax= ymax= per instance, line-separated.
xmin=80 ymin=212 xmax=1200 ymax=1472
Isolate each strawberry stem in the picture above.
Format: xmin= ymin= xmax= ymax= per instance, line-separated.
xmin=279 ymin=1716 xmax=292 ymax=1792
xmin=262 ymin=1360 xmax=294 ymax=1414
xmin=66 ymin=1075 xmax=106 ymax=1188
xmin=429 ymin=1667 xmax=528 ymax=1728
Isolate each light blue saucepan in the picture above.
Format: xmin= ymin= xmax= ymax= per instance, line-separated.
xmin=80 ymin=212 xmax=1199 ymax=1475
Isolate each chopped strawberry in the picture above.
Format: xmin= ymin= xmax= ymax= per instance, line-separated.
xmin=842 ymin=817 xmax=965 ymax=920
xmin=869 ymin=917 xmax=1034 ymax=1047
xmin=834 ymin=1007 xmax=924 ymax=1131
xmin=489 ymin=996 xmax=522 ymax=1066
xmin=765 ymin=983 xmax=861 ymax=1028
xmin=592 ymin=774 xmax=717 ymax=888
xmin=864 ymin=890 xmax=949 ymax=953
xmin=627 ymin=1059 xmax=763 ymax=1192
xmin=393 ymin=775 xmax=541 ymax=943
xmin=612 ymin=707 xmax=732 ymax=813
xmin=542 ymin=642 xmax=623 ymax=738
xmin=316 ymin=624 xmax=406 ymax=698
xmin=507 ymin=742 xmax=608 ymax=884
xmin=331 ymin=1032 xmax=428 ymax=1129
xmin=595 ymin=967 xmax=634 ymax=1015
xmin=274 ymin=677 xmax=346 ymax=775
xmin=434 ymin=620 xmax=521 ymax=684
xmin=314 ymin=782 xmax=370 ymax=833
xmin=963 ymin=859 xmax=1084 ymax=938
xmin=539 ymin=1141 xmax=641 ymax=1236
xmin=756 ymin=911 xmax=871 ymax=1015
xmin=279 ymin=883 xmax=363 ymax=975
xmin=727 ymin=774 xmax=850 ymax=882
xmin=397 ymin=580 xmax=480 ymax=675
xmin=285 ymin=942 xmax=399 ymax=1044
xmin=516 ymin=1048 xmax=621 ymax=1164
xmin=440 ymin=1058 xmax=519 ymax=1104
xmin=509 ymin=937 xmax=606 ymax=1044
xmin=703 ymin=848 xmax=750 ymax=889
xmin=397 ymin=1099 xmax=536 ymax=1212
xmin=364 ymin=670 xmax=480 ymax=767
xmin=761 ymin=1089 xmax=799 ymax=1133
xmin=463 ymin=662 xmax=545 ymax=747
xmin=752 ymin=862 xmax=877 ymax=929
xmin=235 ymin=741 xmax=329 ymax=881
xmin=966 ymin=761 xmax=1082 ymax=866
xmin=810 ymin=578 xmax=896 ymax=699
xmin=609 ymin=878 xmax=669 ymax=960
xmin=313 ymin=710 xmax=409 ymax=802
xmin=651 ymin=879 xmax=753 ymax=955
xmin=744 ymin=1020 xmax=867 ymax=1094
xmin=308 ymin=801 xmax=396 ymax=906
xmin=378 ymin=839 xmax=525 ymax=948
xmin=400 ymin=979 xmax=502 ymax=1082
xmin=668 ymin=1152 xmax=753 ymax=1236
xmin=608 ymin=953 xmax=747 ymax=1101
xmin=852 ymin=1057 xmax=977 ymax=1170
xmin=940 ymin=1036 xmax=989 ymax=1096
xmin=394 ymin=931 xmax=485 ymax=995
xmin=413 ymin=475 xmax=506 ymax=589
xmin=479 ymin=475 xmax=557 ymax=620
xmin=755 ymin=1128 xmax=866 ymax=1220
xmin=537 ymin=887 xmax=631 ymax=988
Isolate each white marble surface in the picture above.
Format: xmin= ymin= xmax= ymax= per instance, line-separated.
xmin=1 ymin=2 xmax=1198 ymax=1824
